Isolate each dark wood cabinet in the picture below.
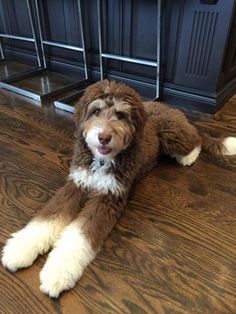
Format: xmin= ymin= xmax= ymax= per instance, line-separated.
xmin=0 ymin=0 xmax=235 ymax=112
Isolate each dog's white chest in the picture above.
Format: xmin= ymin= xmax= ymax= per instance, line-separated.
xmin=69 ymin=165 xmax=124 ymax=196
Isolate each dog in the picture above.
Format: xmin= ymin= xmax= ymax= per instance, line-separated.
xmin=2 ymin=80 xmax=236 ymax=297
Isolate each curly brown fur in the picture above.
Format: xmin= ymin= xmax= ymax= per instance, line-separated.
xmin=2 ymin=80 xmax=236 ymax=298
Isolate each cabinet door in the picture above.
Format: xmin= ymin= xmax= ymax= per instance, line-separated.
xmin=220 ymin=9 xmax=236 ymax=85
xmin=174 ymin=0 xmax=235 ymax=93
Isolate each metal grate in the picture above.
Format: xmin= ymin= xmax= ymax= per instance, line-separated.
xmin=97 ymin=0 xmax=162 ymax=99
xmin=0 ymin=0 xmax=89 ymax=102
xmin=0 ymin=0 xmax=42 ymax=69
xmin=35 ymin=0 xmax=88 ymax=80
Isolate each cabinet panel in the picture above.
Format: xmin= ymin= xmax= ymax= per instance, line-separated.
xmin=0 ymin=0 xmax=235 ymax=110
xmin=174 ymin=0 xmax=235 ymax=92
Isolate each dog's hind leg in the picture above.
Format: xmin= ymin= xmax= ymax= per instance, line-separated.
xmin=39 ymin=192 xmax=126 ymax=298
xmin=158 ymin=108 xmax=202 ymax=166
xmin=2 ymin=180 xmax=82 ymax=272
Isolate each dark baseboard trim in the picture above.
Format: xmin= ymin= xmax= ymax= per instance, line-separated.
xmin=215 ymin=76 xmax=236 ymax=111
xmin=5 ymin=48 xmax=39 ymax=67
xmin=161 ymin=84 xmax=216 ymax=113
xmin=3 ymin=48 xmax=236 ymax=113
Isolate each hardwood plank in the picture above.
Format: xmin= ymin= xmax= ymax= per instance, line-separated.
xmin=0 ymin=89 xmax=75 ymax=138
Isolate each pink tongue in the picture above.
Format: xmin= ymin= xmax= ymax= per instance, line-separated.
xmin=98 ymin=146 xmax=112 ymax=155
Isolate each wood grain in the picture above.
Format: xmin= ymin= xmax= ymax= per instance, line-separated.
xmin=0 ymin=87 xmax=236 ymax=313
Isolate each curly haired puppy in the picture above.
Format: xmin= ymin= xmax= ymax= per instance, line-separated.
xmin=2 ymin=80 xmax=236 ymax=297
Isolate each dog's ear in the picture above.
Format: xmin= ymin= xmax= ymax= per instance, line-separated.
xmin=121 ymin=85 xmax=147 ymax=135
xmin=132 ymin=102 xmax=147 ymax=132
xmin=74 ymin=81 xmax=109 ymax=131
xmin=74 ymin=95 xmax=88 ymax=131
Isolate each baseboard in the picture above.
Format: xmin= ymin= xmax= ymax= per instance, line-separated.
xmin=215 ymin=76 xmax=236 ymax=111
xmin=161 ymin=83 xmax=217 ymax=113
xmin=3 ymin=48 xmax=236 ymax=113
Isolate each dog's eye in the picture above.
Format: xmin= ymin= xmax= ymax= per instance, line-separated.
xmin=116 ymin=112 xmax=125 ymax=120
xmin=92 ymin=108 xmax=101 ymax=116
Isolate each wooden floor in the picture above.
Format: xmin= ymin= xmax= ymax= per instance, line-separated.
xmin=0 ymin=89 xmax=236 ymax=314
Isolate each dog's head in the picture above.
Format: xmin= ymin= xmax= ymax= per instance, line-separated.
xmin=75 ymin=80 xmax=147 ymax=160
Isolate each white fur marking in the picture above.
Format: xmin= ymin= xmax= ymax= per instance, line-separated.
xmin=69 ymin=166 xmax=125 ymax=196
xmin=40 ymin=224 xmax=95 ymax=298
xmin=2 ymin=219 xmax=65 ymax=272
xmin=88 ymin=99 xmax=106 ymax=111
xmin=85 ymin=127 xmax=103 ymax=153
xmin=222 ymin=137 xmax=236 ymax=155
xmin=175 ymin=146 xmax=201 ymax=166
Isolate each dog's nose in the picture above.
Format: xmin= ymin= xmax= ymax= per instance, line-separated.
xmin=98 ymin=133 xmax=112 ymax=145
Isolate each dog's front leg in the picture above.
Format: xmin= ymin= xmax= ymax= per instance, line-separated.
xmin=40 ymin=192 xmax=127 ymax=298
xmin=2 ymin=181 xmax=83 ymax=272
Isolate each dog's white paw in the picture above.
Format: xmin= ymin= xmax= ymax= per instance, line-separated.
xmin=1 ymin=220 xmax=63 ymax=272
xmin=39 ymin=224 xmax=95 ymax=298
xmin=2 ymin=231 xmax=38 ymax=272
xmin=223 ymin=137 xmax=236 ymax=155
xmin=175 ymin=146 xmax=201 ymax=166
xmin=40 ymin=258 xmax=83 ymax=298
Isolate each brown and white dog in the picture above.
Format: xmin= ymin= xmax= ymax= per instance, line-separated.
xmin=2 ymin=80 xmax=236 ymax=297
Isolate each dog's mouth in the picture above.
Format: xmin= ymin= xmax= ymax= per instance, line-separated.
xmin=97 ymin=145 xmax=112 ymax=155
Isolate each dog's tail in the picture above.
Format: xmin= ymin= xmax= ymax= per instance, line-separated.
xmin=201 ymin=134 xmax=236 ymax=156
